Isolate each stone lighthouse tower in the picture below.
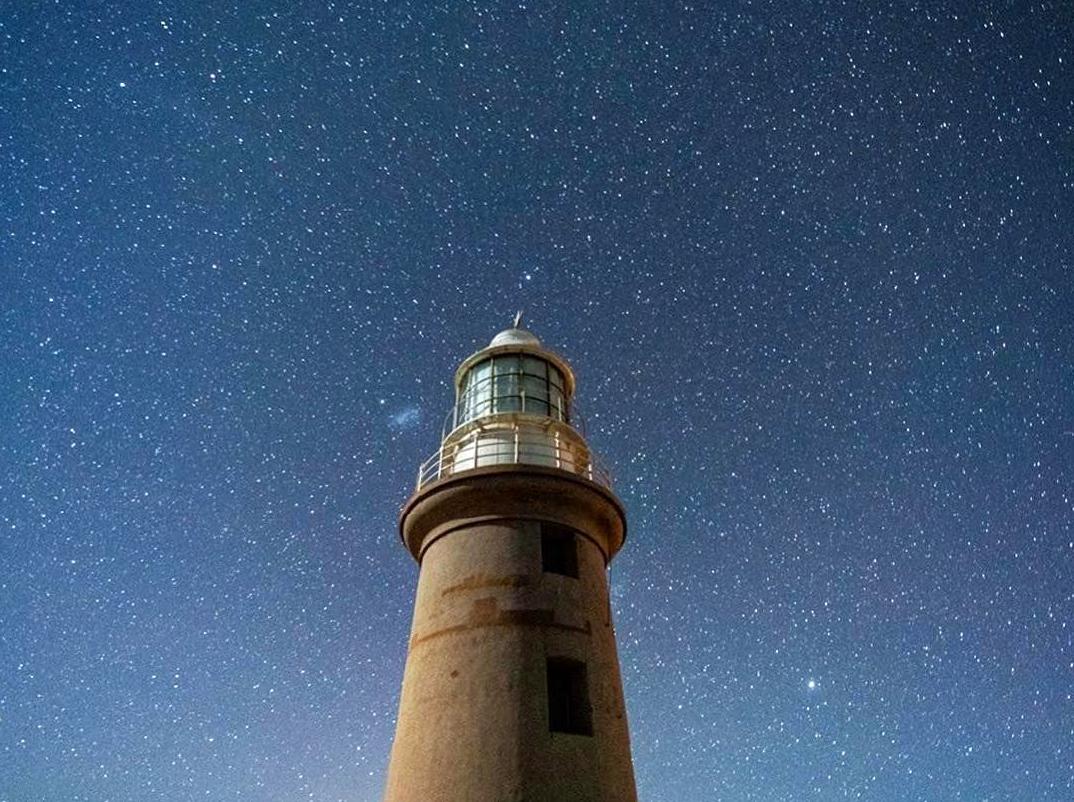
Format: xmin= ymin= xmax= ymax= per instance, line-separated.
xmin=383 ymin=319 xmax=638 ymax=802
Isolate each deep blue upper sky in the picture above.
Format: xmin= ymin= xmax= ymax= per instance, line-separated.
xmin=2 ymin=2 xmax=1072 ymax=800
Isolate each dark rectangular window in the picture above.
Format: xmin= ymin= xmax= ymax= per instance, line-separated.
xmin=546 ymin=658 xmax=592 ymax=735
xmin=541 ymin=523 xmax=578 ymax=578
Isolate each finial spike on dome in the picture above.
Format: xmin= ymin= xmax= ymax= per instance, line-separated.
xmin=513 ymin=310 xmax=523 ymax=329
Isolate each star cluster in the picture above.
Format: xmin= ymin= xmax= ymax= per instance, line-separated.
xmin=2 ymin=3 xmax=1072 ymax=801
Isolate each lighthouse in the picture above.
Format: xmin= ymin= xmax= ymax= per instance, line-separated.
xmin=382 ymin=319 xmax=638 ymax=802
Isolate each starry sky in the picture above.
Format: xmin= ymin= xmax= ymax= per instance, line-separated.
xmin=2 ymin=2 xmax=1072 ymax=800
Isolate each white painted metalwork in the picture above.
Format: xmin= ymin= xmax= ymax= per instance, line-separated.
xmin=415 ymin=419 xmax=613 ymax=491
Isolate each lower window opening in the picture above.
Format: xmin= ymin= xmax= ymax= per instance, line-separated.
xmin=546 ymin=657 xmax=593 ymax=735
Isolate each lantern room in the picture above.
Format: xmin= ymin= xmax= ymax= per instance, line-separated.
xmin=412 ymin=319 xmax=611 ymax=491
xmin=451 ymin=324 xmax=575 ymax=428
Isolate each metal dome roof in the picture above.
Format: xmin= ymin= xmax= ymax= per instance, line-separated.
xmin=488 ymin=327 xmax=541 ymax=347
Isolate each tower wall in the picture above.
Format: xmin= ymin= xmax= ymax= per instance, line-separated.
xmin=383 ymin=466 xmax=636 ymax=802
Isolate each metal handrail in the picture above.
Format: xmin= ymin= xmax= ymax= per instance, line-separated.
xmin=415 ymin=422 xmax=613 ymax=491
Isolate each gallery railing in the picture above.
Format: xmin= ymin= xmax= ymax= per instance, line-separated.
xmin=415 ymin=420 xmax=613 ymax=491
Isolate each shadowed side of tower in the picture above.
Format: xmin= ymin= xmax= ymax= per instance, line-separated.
xmin=383 ymin=324 xmax=637 ymax=802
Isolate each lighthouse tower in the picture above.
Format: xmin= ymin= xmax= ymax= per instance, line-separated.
xmin=383 ymin=320 xmax=638 ymax=802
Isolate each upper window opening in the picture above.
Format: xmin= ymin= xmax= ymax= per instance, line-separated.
xmin=541 ymin=522 xmax=579 ymax=578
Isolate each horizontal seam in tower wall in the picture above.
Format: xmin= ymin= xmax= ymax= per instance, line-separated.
xmin=409 ymin=616 xmax=592 ymax=651
xmin=440 ymin=574 xmax=532 ymax=595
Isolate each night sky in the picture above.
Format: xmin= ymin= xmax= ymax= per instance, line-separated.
xmin=3 ymin=2 xmax=1072 ymax=800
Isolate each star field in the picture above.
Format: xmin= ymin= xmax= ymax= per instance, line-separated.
xmin=2 ymin=3 xmax=1072 ymax=801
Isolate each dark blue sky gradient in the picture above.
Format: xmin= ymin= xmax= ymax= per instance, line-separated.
xmin=2 ymin=2 xmax=1072 ymax=800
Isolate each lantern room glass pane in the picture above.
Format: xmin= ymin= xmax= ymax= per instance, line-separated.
xmin=521 ymin=375 xmax=549 ymax=415
xmin=494 ymin=372 xmax=521 ymax=412
xmin=472 ymin=395 xmax=493 ymax=418
xmin=494 ymin=355 xmax=521 ymax=375
xmin=523 ymin=356 xmax=547 ymax=378
xmin=458 ymin=359 xmax=494 ymax=423
xmin=527 ymin=398 xmax=551 ymax=416
xmin=549 ymin=387 xmax=566 ymax=421
xmin=471 ymin=359 xmax=492 ymax=386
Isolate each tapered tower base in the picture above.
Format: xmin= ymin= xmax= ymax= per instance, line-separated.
xmin=383 ymin=466 xmax=636 ymax=802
